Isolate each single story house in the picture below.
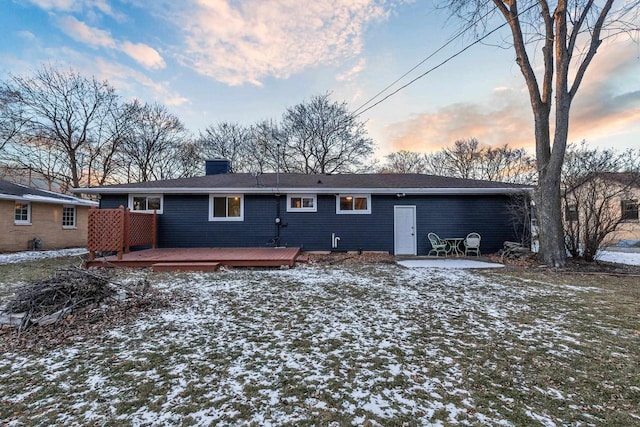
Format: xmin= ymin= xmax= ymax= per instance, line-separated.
xmin=74 ymin=160 xmax=532 ymax=256
xmin=0 ymin=179 xmax=98 ymax=252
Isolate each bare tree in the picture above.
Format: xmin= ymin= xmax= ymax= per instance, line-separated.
xmin=507 ymin=193 xmax=534 ymax=247
xmin=381 ymin=150 xmax=428 ymax=173
xmin=418 ymin=140 xmax=536 ymax=183
xmin=280 ymin=93 xmax=374 ymax=174
xmin=4 ymin=138 xmax=69 ymax=191
xmin=197 ymin=122 xmax=251 ymax=172
xmin=2 ymin=65 xmax=123 ymax=189
xmin=245 ymin=120 xmax=282 ymax=173
xmin=562 ymin=143 xmax=640 ymax=261
xmin=479 ymin=145 xmax=536 ymax=184
xmin=0 ymin=87 xmax=27 ymax=154
xmin=447 ymin=0 xmax=639 ymax=266
xmin=423 ymin=151 xmax=451 ymax=176
xmin=85 ymin=101 xmax=136 ymax=186
xmin=172 ymin=139 xmax=203 ymax=178
xmin=440 ymin=138 xmax=482 ymax=179
xmin=120 ymin=101 xmax=189 ymax=182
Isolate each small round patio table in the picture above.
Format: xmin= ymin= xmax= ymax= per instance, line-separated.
xmin=444 ymin=238 xmax=464 ymax=256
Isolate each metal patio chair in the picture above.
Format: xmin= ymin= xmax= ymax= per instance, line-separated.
xmin=428 ymin=232 xmax=448 ymax=257
xmin=464 ymin=232 xmax=481 ymax=256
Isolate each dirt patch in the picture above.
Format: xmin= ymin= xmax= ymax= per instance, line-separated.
xmin=488 ymin=253 xmax=640 ymax=276
xmin=304 ymin=252 xmax=396 ymax=265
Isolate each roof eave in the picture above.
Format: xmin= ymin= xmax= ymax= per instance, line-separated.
xmin=0 ymin=193 xmax=98 ymax=206
xmin=73 ymin=186 xmax=532 ymax=195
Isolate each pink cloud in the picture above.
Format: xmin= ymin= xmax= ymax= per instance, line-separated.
xmin=57 ymin=15 xmax=116 ymax=49
xmin=382 ymin=39 xmax=640 ymax=155
xmin=120 ymin=42 xmax=166 ymax=70
xmin=383 ymin=88 xmax=534 ymax=153
xmin=173 ymin=0 xmax=392 ymax=86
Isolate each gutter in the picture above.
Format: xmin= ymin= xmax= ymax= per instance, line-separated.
xmin=73 ymin=186 xmax=532 ymax=196
xmin=0 ymin=193 xmax=98 ymax=207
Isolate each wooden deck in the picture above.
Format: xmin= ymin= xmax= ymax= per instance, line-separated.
xmin=85 ymin=247 xmax=302 ymax=269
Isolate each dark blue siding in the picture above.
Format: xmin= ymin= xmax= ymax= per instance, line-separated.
xmin=99 ymin=193 xmax=521 ymax=254
xmin=100 ymin=196 xmax=127 ymax=209
xmin=280 ymin=194 xmax=516 ymax=253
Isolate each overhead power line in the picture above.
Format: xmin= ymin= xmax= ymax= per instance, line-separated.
xmin=352 ymin=0 xmax=494 ymax=116
xmin=353 ymin=3 xmax=538 ymax=118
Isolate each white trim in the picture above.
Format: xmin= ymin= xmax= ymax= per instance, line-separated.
xmin=0 ymin=193 xmax=97 ymax=206
xmin=394 ymin=205 xmax=417 ymax=256
xmin=62 ymin=205 xmax=77 ymax=229
xmin=14 ymin=201 xmax=31 ymax=225
xmin=128 ymin=194 xmax=164 ymax=214
xmin=208 ymin=194 xmax=244 ymax=221
xmin=336 ymin=194 xmax=371 ymax=215
xmin=76 ymin=186 xmax=532 ymax=196
xmin=286 ymin=194 xmax=317 ymax=212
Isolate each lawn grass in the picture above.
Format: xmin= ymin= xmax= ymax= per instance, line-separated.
xmin=0 ymin=255 xmax=86 ymax=300
xmin=1 ymin=258 xmax=638 ymax=425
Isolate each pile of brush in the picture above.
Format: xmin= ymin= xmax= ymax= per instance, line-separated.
xmin=0 ymin=268 xmax=149 ymax=331
xmin=500 ymin=241 xmax=535 ymax=262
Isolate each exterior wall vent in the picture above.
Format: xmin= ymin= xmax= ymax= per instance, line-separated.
xmin=205 ymin=159 xmax=231 ymax=175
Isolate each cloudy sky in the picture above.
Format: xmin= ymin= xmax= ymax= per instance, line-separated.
xmin=2 ymin=0 xmax=639 ymax=159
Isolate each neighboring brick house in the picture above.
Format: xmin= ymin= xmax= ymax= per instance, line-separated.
xmin=563 ymin=172 xmax=640 ymax=246
xmin=0 ymin=179 xmax=97 ymax=252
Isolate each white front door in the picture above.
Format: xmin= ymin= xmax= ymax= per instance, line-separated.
xmin=394 ymin=205 xmax=417 ymax=255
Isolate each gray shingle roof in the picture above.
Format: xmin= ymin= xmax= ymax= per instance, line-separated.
xmin=75 ymin=173 xmax=532 ymax=195
xmin=0 ymin=179 xmax=96 ymax=206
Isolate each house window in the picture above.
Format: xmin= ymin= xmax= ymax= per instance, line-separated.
xmin=14 ymin=202 xmax=31 ymax=225
xmin=621 ymin=199 xmax=639 ymax=221
xmin=287 ymin=194 xmax=317 ymax=212
xmin=565 ymin=204 xmax=578 ymax=222
xmin=336 ymin=194 xmax=371 ymax=214
xmin=62 ymin=206 xmax=76 ymax=228
xmin=209 ymin=194 xmax=244 ymax=221
xmin=129 ymin=194 xmax=163 ymax=214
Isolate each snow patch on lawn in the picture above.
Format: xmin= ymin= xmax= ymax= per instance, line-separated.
xmin=0 ymin=248 xmax=87 ymax=265
xmin=596 ymin=250 xmax=640 ymax=266
xmin=0 ymin=262 xmax=634 ymax=425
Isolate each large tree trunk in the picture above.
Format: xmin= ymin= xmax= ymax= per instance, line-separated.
xmin=535 ymin=172 xmax=566 ymax=266
xmin=531 ymin=105 xmax=568 ymax=267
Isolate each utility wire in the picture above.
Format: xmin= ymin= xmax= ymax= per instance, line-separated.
xmin=353 ymin=3 xmax=538 ymax=118
xmin=352 ymin=0 xmax=494 ymax=115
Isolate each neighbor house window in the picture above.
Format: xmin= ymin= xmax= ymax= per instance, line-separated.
xmin=62 ymin=206 xmax=76 ymax=228
xmin=209 ymin=194 xmax=244 ymax=221
xmin=128 ymin=194 xmax=163 ymax=214
xmin=565 ymin=204 xmax=578 ymax=222
xmin=14 ymin=202 xmax=31 ymax=225
xmin=336 ymin=194 xmax=371 ymax=214
xmin=621 ymin=199 xmax=639 ymax=221
xmin=287 ymin=194 xmax=317 ymax=212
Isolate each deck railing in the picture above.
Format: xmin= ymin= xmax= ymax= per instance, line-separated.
xmin=87 ymin=206 xmax=157 ymax=261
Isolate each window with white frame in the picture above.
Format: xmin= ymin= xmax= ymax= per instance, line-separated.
xmin=209 ymin=194 xmax=244 ymax=221
xmin=14 ymin=202 xmax=31 ymax=225
xmin=129 ymin=194 xmax=163 ymax=213
xmin=336 ymin=194 xmax=371 ymax=214
xmin=62 ymin=206 xmax=76 ymax=228
xmin=287 ymin=194 xmax=317 ymax=212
